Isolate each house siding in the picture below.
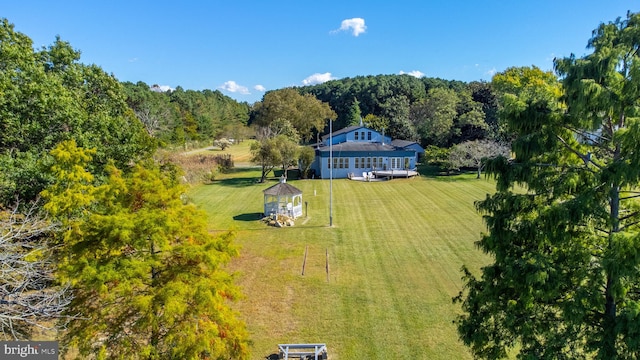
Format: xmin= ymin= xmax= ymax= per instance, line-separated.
xmin=310 ymin=126 xmax=422 ymax=179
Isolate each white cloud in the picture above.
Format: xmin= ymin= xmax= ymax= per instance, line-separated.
xmin=150 ymin=84 xmax=174 ymax=92
xmin=254 ymin=84 xmax=266 ymax=92
xmin=332 ymin=18 xmax=367 ymax=37
xmin=486 ymin=68 xmax=497 ymax=76
xmin=302 ymin=72 xmax=337 ymax=85
xmin=399 ymin=70 xmax=425 ymax=78
xmin=219 ymin=80 xmax=250 ymax=95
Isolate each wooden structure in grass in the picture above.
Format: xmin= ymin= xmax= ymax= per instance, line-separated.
xmin=263 ymin=177 xmax=303 ymax=219
xmin=278 ymin=344 xmax=328 ymax=359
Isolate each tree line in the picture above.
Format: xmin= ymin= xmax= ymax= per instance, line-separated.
xmin=299 ymin=74 xmax=500 ymax=146
xmin=0 ymin=18 xmax=250 ymax=358
xmin=3 ymin=8 xmax=640 ymax=358
xmin=123 ymin=81 xmax=252 ymax=146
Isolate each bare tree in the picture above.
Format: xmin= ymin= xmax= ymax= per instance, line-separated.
xmin=449 ymin=139 xmax=510 ymax=178
xmin=0 ymin=201 xmax=72 ymax=340
xmin=134 ymin=107 xmax=170 ymax=137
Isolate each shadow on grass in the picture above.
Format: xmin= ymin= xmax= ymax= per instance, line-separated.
xmin=233 ymin=212 xmax=264 ymax=221
xmin=417 ymin=164 xmax=441 ymax=178
xmin=211 ymin=176 xmax=286 ymax=188
xmin=208 ymin=177 xmax=260 ymax=187
xmin=204 ymin=167 xmax=265 ymax=187
xmin=417 ymin=164 xmax=483 ymax=181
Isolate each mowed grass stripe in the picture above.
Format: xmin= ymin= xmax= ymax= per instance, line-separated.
xmin=342 ymin=182 xmax=430 ymax=359
xmin=335 ymin=181 xmax=420 ymax=359
xmin=329 ymin=179 xmax=485 ymax=359
xmin=191 ymin=171 xmax=493 ymax=359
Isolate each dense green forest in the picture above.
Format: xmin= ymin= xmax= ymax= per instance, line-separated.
xmin=298 ymin=75 xmax=499 ymax=146
xmin=123 ymin=82 xmax=251 ymax=145
xmin=122 ymin=74 xmax=500 ymax=149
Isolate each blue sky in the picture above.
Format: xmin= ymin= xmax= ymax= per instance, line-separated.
xmin=3 ymin=1 xmax=638 ymax=104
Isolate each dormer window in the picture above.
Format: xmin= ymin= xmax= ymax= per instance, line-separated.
xmin=354 ymin=132 xmax=359 ymax=140
xmin=368 ymin=131 xmax=372 ymax=140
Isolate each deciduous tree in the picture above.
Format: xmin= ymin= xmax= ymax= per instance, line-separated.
xmin=42 ymin=140 xmax=249 ymax=359
xmin=411 ymin=88 xmax=459 ymax=146
xmin=381 ymin=95 xmax=417 ymax=141
xmin=252 ymin=88 xmax=336 ymax=143
xmin=449 ymin=140 xmax=509 ymax=178
xmin=250 ymin=137 xmax=280 ymax=183
xmin=456 ymin=12 xmax=640 ymax=359
xmin=273 ymin=135 xmax=299 ymax=179
xmin=298 ymin=146 xmax=316 ymax=179
xmin=363 ymin=113 xmax=389 ymax=134
xmin=0 ymin=19 xmax=153 ymax=204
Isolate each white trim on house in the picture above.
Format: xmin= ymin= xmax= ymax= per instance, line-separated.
xmin=309 ymin=125 xmax=424 ymax=179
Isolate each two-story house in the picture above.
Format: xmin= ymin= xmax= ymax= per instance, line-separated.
xmin=309 ymin=125 xmax=424 ymax=179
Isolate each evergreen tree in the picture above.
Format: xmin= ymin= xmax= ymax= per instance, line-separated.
xmin=42 ymin=140 xmax=249 ymax=359
xmin=456 ymin=12 xmax=640 ymax=359
xmin=347 ymin=97 xmax=362 ymax=126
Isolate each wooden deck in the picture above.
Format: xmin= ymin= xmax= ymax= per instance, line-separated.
xmin=373 ymin=169 xmax=419 ymax=178
xmin=348 ymin=169 xmax=419 ymax=181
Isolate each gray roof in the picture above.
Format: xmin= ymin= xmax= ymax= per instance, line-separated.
xmin=391 ymin=139 xmax=425 ymax=153
xmin=320 ymin=125 xmax=365 ymax=141
xmin=390 ymin=139 xmax=416 ymax=148
xmin=318 ymin=142 xmax=397 ymax=152
xmin=263 ymin=182 xmax=302 ymax=196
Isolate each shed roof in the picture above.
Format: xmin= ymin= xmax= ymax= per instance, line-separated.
xmin=390 ymin=139 xmax=417 ymax=148
xmin=263 ymin=181 xmax=302 ymax=196
xmin=391 ymin=139 xmax=425 ymax=153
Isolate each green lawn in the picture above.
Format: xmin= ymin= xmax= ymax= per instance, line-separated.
xmin=177 ymin=140 xmax=255 ymax=165
xmin=189 ymin=166 xmax=495 ymax=359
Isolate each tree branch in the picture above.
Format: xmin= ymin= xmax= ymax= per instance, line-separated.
xmin=555 ymin=134 xmax=602 ymax=170
xmin=619 ymin=219 xmax=640 ymax=232
xmin=0 ymin=201 xmax=74 ymax=340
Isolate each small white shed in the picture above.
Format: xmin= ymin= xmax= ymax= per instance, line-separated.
xmin=263 ymin=177 xmax=303 ymax=219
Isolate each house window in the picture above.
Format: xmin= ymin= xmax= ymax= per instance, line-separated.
xmin=354 ymin=132 xmax=359 ymax=140
xmin=333 ymin=157 xmax=338 ymax=169
xmin=361 ymin=131 xmax=365 ymax=140
xmin=368 ymin=132 xmax=372 ymax=140
xmin=360 ymin=157 xmax=365 ymax=168
xmin=355 ymin=157 xmax=359 ymax=168
xmin=372 ymin=157 xmax=377 ymax=169
xmin=366 ymin=157 xmax=371 ymax=168
xmin=328 ymin=158 xmax=331 ymax=168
